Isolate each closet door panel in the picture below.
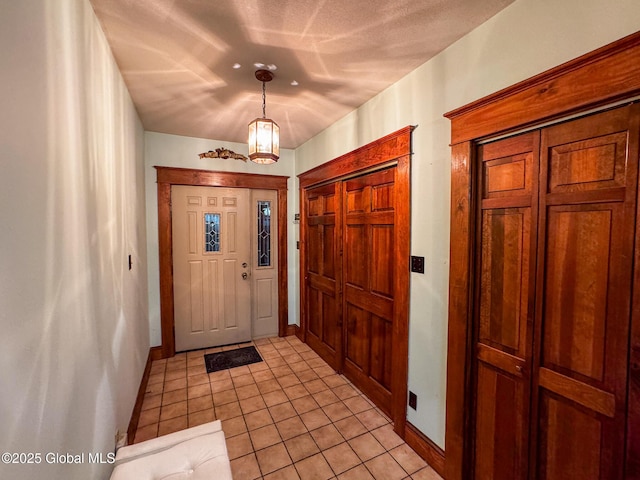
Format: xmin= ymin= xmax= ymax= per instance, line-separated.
xmin=533 ymin=106 xmax=639 ymax=480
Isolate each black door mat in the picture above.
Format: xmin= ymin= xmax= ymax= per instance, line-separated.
xmin=204 ymin=346 xmax=263 ymax=373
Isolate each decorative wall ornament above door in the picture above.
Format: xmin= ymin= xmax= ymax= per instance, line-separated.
xmin=198 ymin=148 xmax=247 ymax=161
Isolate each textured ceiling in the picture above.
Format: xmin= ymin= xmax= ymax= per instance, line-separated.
xmin=90 ymin=0 xmax=513 ymax=149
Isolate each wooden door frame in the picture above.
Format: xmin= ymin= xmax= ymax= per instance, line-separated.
xmin=443 ymin=32 xmax=640 ymax=479
xmin=298 ymin=126 xmax=414 ymax=437
xmin=155 ymin=166 xmax=289 ymax=358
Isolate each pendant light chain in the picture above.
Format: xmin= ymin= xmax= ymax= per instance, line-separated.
xmin=262 ymin=81 xmax=266 ymax=118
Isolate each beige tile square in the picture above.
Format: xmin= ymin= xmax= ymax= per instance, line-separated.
xmin=208 ymin=369 xmax=231 ymax=382
xmin=348 ymin=432 xmax=385 ymax=462
xmin=253 ymin=369 xmax=275 ymax=383
xmin=258 ymin=379 xmax=283 ymax=394
xmin=141 ymin=393 xmax=162 ymax=411
xmin=250 ymin=424 xmax=282 ymax=450
xmin=215 ymin=401 xmax=242 ymax=420
xmin=249 ymin=361 xmax=269 ymax=373
xmin=158 ymin=415 xmax=188 ymax=436
xmin=303 ymin=379 xmax=328 ymax=394
xmin=227 ymin=432 xmax=254 ymax=460
xmin=282 ymin=353 xmax=303 ymax=364
xmin=276 ymin=416 xmax=308 ymax=441
xmin=313 ymin=366 xmax=336 ymax=378
xmin=187 ymin=364 xmax=206 ymax=377
xmin=371 ymin=424 xmax=404 ymax=450
xmin=323 ymin=401 xmax=352 ymax=422
xmin=411 ymin=466 xmax=444 ymax=479
xmin=236 ymin=383 xmax=260 ymax=400
xmin=145 ymin=382 xmax=163 ymax=396
xmin=233 ymin=373 xmax=256 ymax=388
xmin=163 ymin=377 xmax=187 ymax=392
xmin=333 ymin=384 xmax=359 ymax=400
xmin=187 ymin=373 xmax=210 ymax=386
xmin=289 ymin=361 xmax=311 ymax=373
xmin=231 ymin=453 xmax=262 ymax=480
xmin=162 ymin=388 xmax=187 ymax=406
xmin=300 ymin=351 xmax=320 ymax=361
xmin=150 ymin=363 xmax=166 ymax=376
xmin=357 ymin=409 xmax=389 ymax=430
xmin=138 ymin=407 xmax=160 ymax=427
xmin=229 ymin=365 xmax=252 ymax=377
xmin=296 ymin=368 xmax=319 ymax=383
xmin=365 ymin=452 xmax=407 ymax=480
xmin=337 ymin=464 xmax=375 ymax=480
xmin=323 ymin=442 xmax=361 ymax=475
xmin=160 ymin=401 xmax=187 ymax=421
xmin=210 ymin=377 xmax=234 ymax=393
xmin=390 ymin=444 xmax=428 ymax=475
xmin=291 ymin=395 xmax=320 ymax=415
xmin=188 ymin=408 xmax=215 ymax=427
xmin=264 ymin=464 xmax=301 ymax=480
xmin=294 ymin=453 xmax=334 ymax=480
xmin=221 ymin=416 xmax=247 ymax=438
xmin=309 ymin=424 xmax=345 ymax=450
xmin=245 ymin=408 xmax=274 ymax=430
xmin=263 ymin=390 xmax=289 ymax=407
xmin=256 ymin=443 xmax=292 ymax=475
xmin=133 ymin=423 xmax=158 ymax=444
xmin=267 ymin=356 xmax=289 ymax=368
xmin=300 ymin=408 xmax=331 ymax=431
xmin=284 ymin=384 xmax=309 ymax=401
xmin=284 ymin=433 xmax=319 ymax=462
xmin=188 ymin=395 xmax=213 ymax=414
xmin=148 ymin=372 xmax=165 ymax=385
xmin=187 ymin=383 xmax=211 ymax=399
xmin=269 ymin=402 xmax=297 ymax=423
xmin=334 ymin=416 xmax=367 ymax=440
xmin=306 ymin=358 xmax=326 ymax=368
xmin=164 ymin=368 xmax=186 ymax=382
xmin=278 ymin=374 xmax=301 ymax=388
xmin=213 ymin=389 xmax=238 ymax=406
xmin=343 ymin=395 xmax=373 ymax=414
xmin=271 ymin=366 xmax=294 ymax=377
xmin=322 ymin=374 xmax=347 ymax=388
xmin=312 ymin=390 xmax=340 ymax=407
xmin=240 ymin=395 xmax=267 ymax=415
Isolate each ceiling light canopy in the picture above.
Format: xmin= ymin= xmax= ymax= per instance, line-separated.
xmin=248 ymin=69 xmax=280 ymax=164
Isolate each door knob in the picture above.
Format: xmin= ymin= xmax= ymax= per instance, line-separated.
xmin=242 ymin=272 xmax=248 ymax=279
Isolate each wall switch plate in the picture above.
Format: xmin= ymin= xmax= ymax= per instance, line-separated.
xmin=409 ymin=391 xmax=417 ymax=410
xmin=410 ymin=256 xmax=425 ymax=274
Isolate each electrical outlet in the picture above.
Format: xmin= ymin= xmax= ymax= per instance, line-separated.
xmin=410 ymin=256 xmax=425 ymax=274
xmin=409 ymin=391 xmax=417 ymax=410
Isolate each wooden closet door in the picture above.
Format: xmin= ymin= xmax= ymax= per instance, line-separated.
xmin=472 ymin=132 xmax=539 ymax=479
xmin=342 ymin=167 xmax=396 ymax=415
xmin=303 ymin=182 xmax=342 ymax=370
xmin=532 ymin=106 xmax=639 ymax=479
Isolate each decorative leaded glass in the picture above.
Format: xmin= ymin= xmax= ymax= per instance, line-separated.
xmin=257 ymin=201 xmax=271 ymax=266
xmin=204 ymin=213 xmax=220 ymax=252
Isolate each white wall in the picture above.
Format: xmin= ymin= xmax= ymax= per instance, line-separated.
xmin=144 ymin=133 xmax=298 ymax=347
xmin=295 ymin=0 xmax=640 ymax=449
xmin=0 ymin=1 xmax=148 ymax=479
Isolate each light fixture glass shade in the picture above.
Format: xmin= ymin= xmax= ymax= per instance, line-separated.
xmin=248 ymin=117 xmax=280 ymax=164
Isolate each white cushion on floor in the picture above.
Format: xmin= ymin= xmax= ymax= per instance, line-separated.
xmin=114 ymin=420 xmax=223 ymax=465
xmin=110 ymin=431 xmax=231 ymax=480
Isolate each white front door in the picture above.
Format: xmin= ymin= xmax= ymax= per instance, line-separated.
xmin=172 ymin=185 xmax=251 ymax=351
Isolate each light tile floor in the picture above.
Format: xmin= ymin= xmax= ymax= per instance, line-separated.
xmin=135 ymin=335 xmax=443 ymax=480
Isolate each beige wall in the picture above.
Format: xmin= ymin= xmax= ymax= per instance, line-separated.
xmin=295 ymin=0 xmax=640 ymax=449
xmin=0 ymin=1 xmax=148 ymax=478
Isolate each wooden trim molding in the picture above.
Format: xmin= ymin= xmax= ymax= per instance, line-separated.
xmin=155 ymin=167 xmax=289 ymax=358
xmin=127 ymin=346 xmax=163 ymax=445
xmin=405 ymin=422 xmax=446 ymax=477
xmin=443 ymin=31 xmax=640 ymax=480
xmin=298 ymin=126 xmax=414 ymax=439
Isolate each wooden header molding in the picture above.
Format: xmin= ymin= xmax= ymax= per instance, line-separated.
xmin=444 ymin=31 xmax=640 ymax=480
xmin=445 ymin=31 xmax=640 ymax=144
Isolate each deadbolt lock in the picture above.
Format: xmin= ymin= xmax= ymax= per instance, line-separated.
xmin=242 ymin=262 xmax=248 ymax=268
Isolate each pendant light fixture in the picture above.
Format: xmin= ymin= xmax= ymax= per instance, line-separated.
xmin=248 ymin=69 xmax=279 ymax=164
